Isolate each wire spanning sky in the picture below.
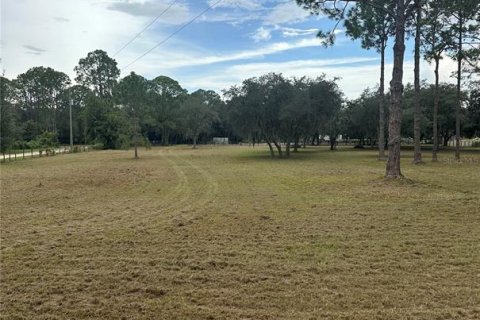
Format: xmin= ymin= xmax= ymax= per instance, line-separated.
xmin=1 ymin=0 xmax=458 ymax=99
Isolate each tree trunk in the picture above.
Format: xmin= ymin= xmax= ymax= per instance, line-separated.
xmin=386 ymin=0 xmax=406 ymax=178
xmin=134 ymin=121 xmax=139 ymax=159
xmin=266 ymin=141 xmax=274 ymax=157
xmin=432 ymin=57 xmax=440 ymax=161
xmin=413 ymin=0 xmax=423 ymax=164
xmin=286 ymin=139 xmax=291 ymax=157
xmin=193 ymin=136 xmax=197 ymax=149
xmin=293 ymin=136 xmax=299 ymax=152
xmin=161 ymin=128 xmax=169 ymax=146
xmin=311 ymin=132 xmax=317 ymax=146
xmin=303 ymin=137 xmax=307 ymax=148
xmin=330 ymin=136 xmax=337 ymax=150
xmin=455 ymin=13 xmax=463 ymax=161
xmin=273 ymin=140 xmax=283 ymax=158
xmin=379 ymin=40 xmax=386 ymax=159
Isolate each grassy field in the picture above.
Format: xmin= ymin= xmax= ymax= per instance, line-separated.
xmin=1 ymin=145 xmax=479 ymax=319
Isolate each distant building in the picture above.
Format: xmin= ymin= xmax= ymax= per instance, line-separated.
xmin=213 ymin=137 xmax=229 ymax=145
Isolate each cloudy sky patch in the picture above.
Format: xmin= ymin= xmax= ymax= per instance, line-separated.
xmin=1 ymin=0 xmax=458 ymax=99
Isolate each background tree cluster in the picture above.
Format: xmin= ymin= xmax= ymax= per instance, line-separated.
xmin=296 ymin=0 xmax=479 ymax=177
xmin=0 ymin=50 xmax=231 ymax=156
xmin=224 ymin=73 xmax=343 ymax=157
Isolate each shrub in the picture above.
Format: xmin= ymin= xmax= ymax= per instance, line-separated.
xmin=472 ymin=137 xmax=480 ymax=148
xmin=28 ymin=131 xmax=59 ymax=149
xmin=92 ymin=142 xmax=104 ymax=150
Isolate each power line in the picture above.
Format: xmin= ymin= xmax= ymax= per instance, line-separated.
xmin=113 ymin=0 xmax=180 ymax=57
xmin=121 ymin=0 xmax=223 ymax=72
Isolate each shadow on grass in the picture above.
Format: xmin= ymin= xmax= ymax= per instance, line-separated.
xmin=234 ymin=145 xmax=375 ymax=162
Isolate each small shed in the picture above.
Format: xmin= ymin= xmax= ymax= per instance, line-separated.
xmin=213 ymin=137 xmax=229 ymax=145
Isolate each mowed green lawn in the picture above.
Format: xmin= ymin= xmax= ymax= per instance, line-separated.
xmin=1 ymin=145 xmax=479 ymax=320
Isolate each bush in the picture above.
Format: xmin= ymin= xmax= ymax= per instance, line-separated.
xmin=28 ymin=131 xmax=59 ymax=149
xmin=472 ymin=137 xmax=480 ymax=147
xmin=92 ymin=142 xmax=104 ymax=150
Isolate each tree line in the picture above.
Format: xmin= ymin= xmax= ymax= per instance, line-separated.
xmin=296 ymin=0 xmax=479 ymax=177
xmin=0 ymin=50 xmax=228 ymax=158
xmin=1 ymin=48 xmax=477 ymax=159
xmin=1 ymin=0 xmax=479 ymax=178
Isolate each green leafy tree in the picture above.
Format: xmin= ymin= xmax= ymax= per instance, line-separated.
xmin=66 ymin=85 xmax=92 ymax=144
xmin=14 ymin=67 xmax=70 ymax=134
xmin=84 ymin=95 xmax=130 ymax=149
xmin=28 ymin=131 xmax=60 ymax=150
xmin=297 ymin=0 xmax=417 ymax=178
xmin=463 ymin=82 xmax=480 ymax=138
xmin=344 ymin=88 xmax=379 ymax=146
xmin=444 ymin=0 xmax=480 ymax=159
xmin=0 ymin=76 xmax=21 ymax=152
xmin=74 ymin=50 xmax=120 ymax=98
xmin=225 ymin=73 xmax=343 ymax=157
xmin=412 ymin=0 xmax=424 ymax=164
xmin=180 ymin=90 xmax=219 ymax=149
xmin=150 ymin=76 xmax=187 ymax=145
xmin=422 ymin=0 xmax=450 ymax=161
xmin=279 ymin=78 xmax=311 ymax=155
xmin=308 ymin=76 xmax=344 ymax=150
xmin=114 ymin=72 xmax=150 ymax=158
xmin=224 ymin=82 xmax=264 ymax=149
xmin=344 ymin=0 xmax=394 ymax=158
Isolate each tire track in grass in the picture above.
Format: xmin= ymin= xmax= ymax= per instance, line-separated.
xmin=157 ymin=149 xmax=192 ymax=210
xmin=163 ymin=149 xmax=219 ymax=224
xmin=110 ymin=149 xmax=219 ymax=228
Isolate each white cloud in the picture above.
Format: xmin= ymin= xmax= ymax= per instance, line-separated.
xmin=251 ymin=27 xmax=272 ymax=42
xmin=107 ymin=0 xmax=190 ymax=24
xmin=127 ymin=37 xmax=330 ymax=75
xmin=281 ymin=27 xmax=318 ymax=37
xmin=264 ymin=1 xmax=312 ymax=25
xmin=177 ymin=56 xmax=460 ymax=99
xmin=1 ymin=0 xmax=186 ymax=80
xmin=209 ymin=0 xmax=263 ymax=10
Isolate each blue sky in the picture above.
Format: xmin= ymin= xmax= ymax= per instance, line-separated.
xmin=1 ymin=0 xmax=458 ymax=99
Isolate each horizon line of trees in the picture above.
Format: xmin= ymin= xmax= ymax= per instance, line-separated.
xmin=1 ymin=0 xmax=479 ymax=176
xmin=1 ymin=48 xmax=478 ymax=159
xmin=296 ymin=0 xmax=479 ymax=177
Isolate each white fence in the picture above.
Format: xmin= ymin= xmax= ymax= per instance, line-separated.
xmin=447 ymin=139 xmax=479 ymax=147
xmin=1 ymin=145 xmax=91 ymax=163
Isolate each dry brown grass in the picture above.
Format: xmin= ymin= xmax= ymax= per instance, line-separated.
xmin=1 ymin=145 xmax=479 ymax=319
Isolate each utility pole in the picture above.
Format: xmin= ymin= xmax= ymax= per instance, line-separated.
xmin=69 ymin=91 xmax=73 ymax=151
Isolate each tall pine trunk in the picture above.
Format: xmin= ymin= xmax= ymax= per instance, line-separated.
xmin=378 ymin=40 xmax=386 ymax=159
xmin=413 ymin=0 xmax=423 ymax=164
xmin=134 ymin=120 xmax=139 ymax=159
xmin=386 ymin=0 xmax=406 ymax=178
xmin=432 ymin=57 xmax=440 ymax=161
xmin=455 ymin=13 xmax=463 ymax=161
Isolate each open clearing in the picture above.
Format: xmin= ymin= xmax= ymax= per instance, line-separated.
xmin=1 ymin=145 xmax=479 ymax=319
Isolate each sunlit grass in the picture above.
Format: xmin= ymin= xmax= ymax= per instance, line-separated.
xmin=1 ymin=145 xmax=479 ymax=319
